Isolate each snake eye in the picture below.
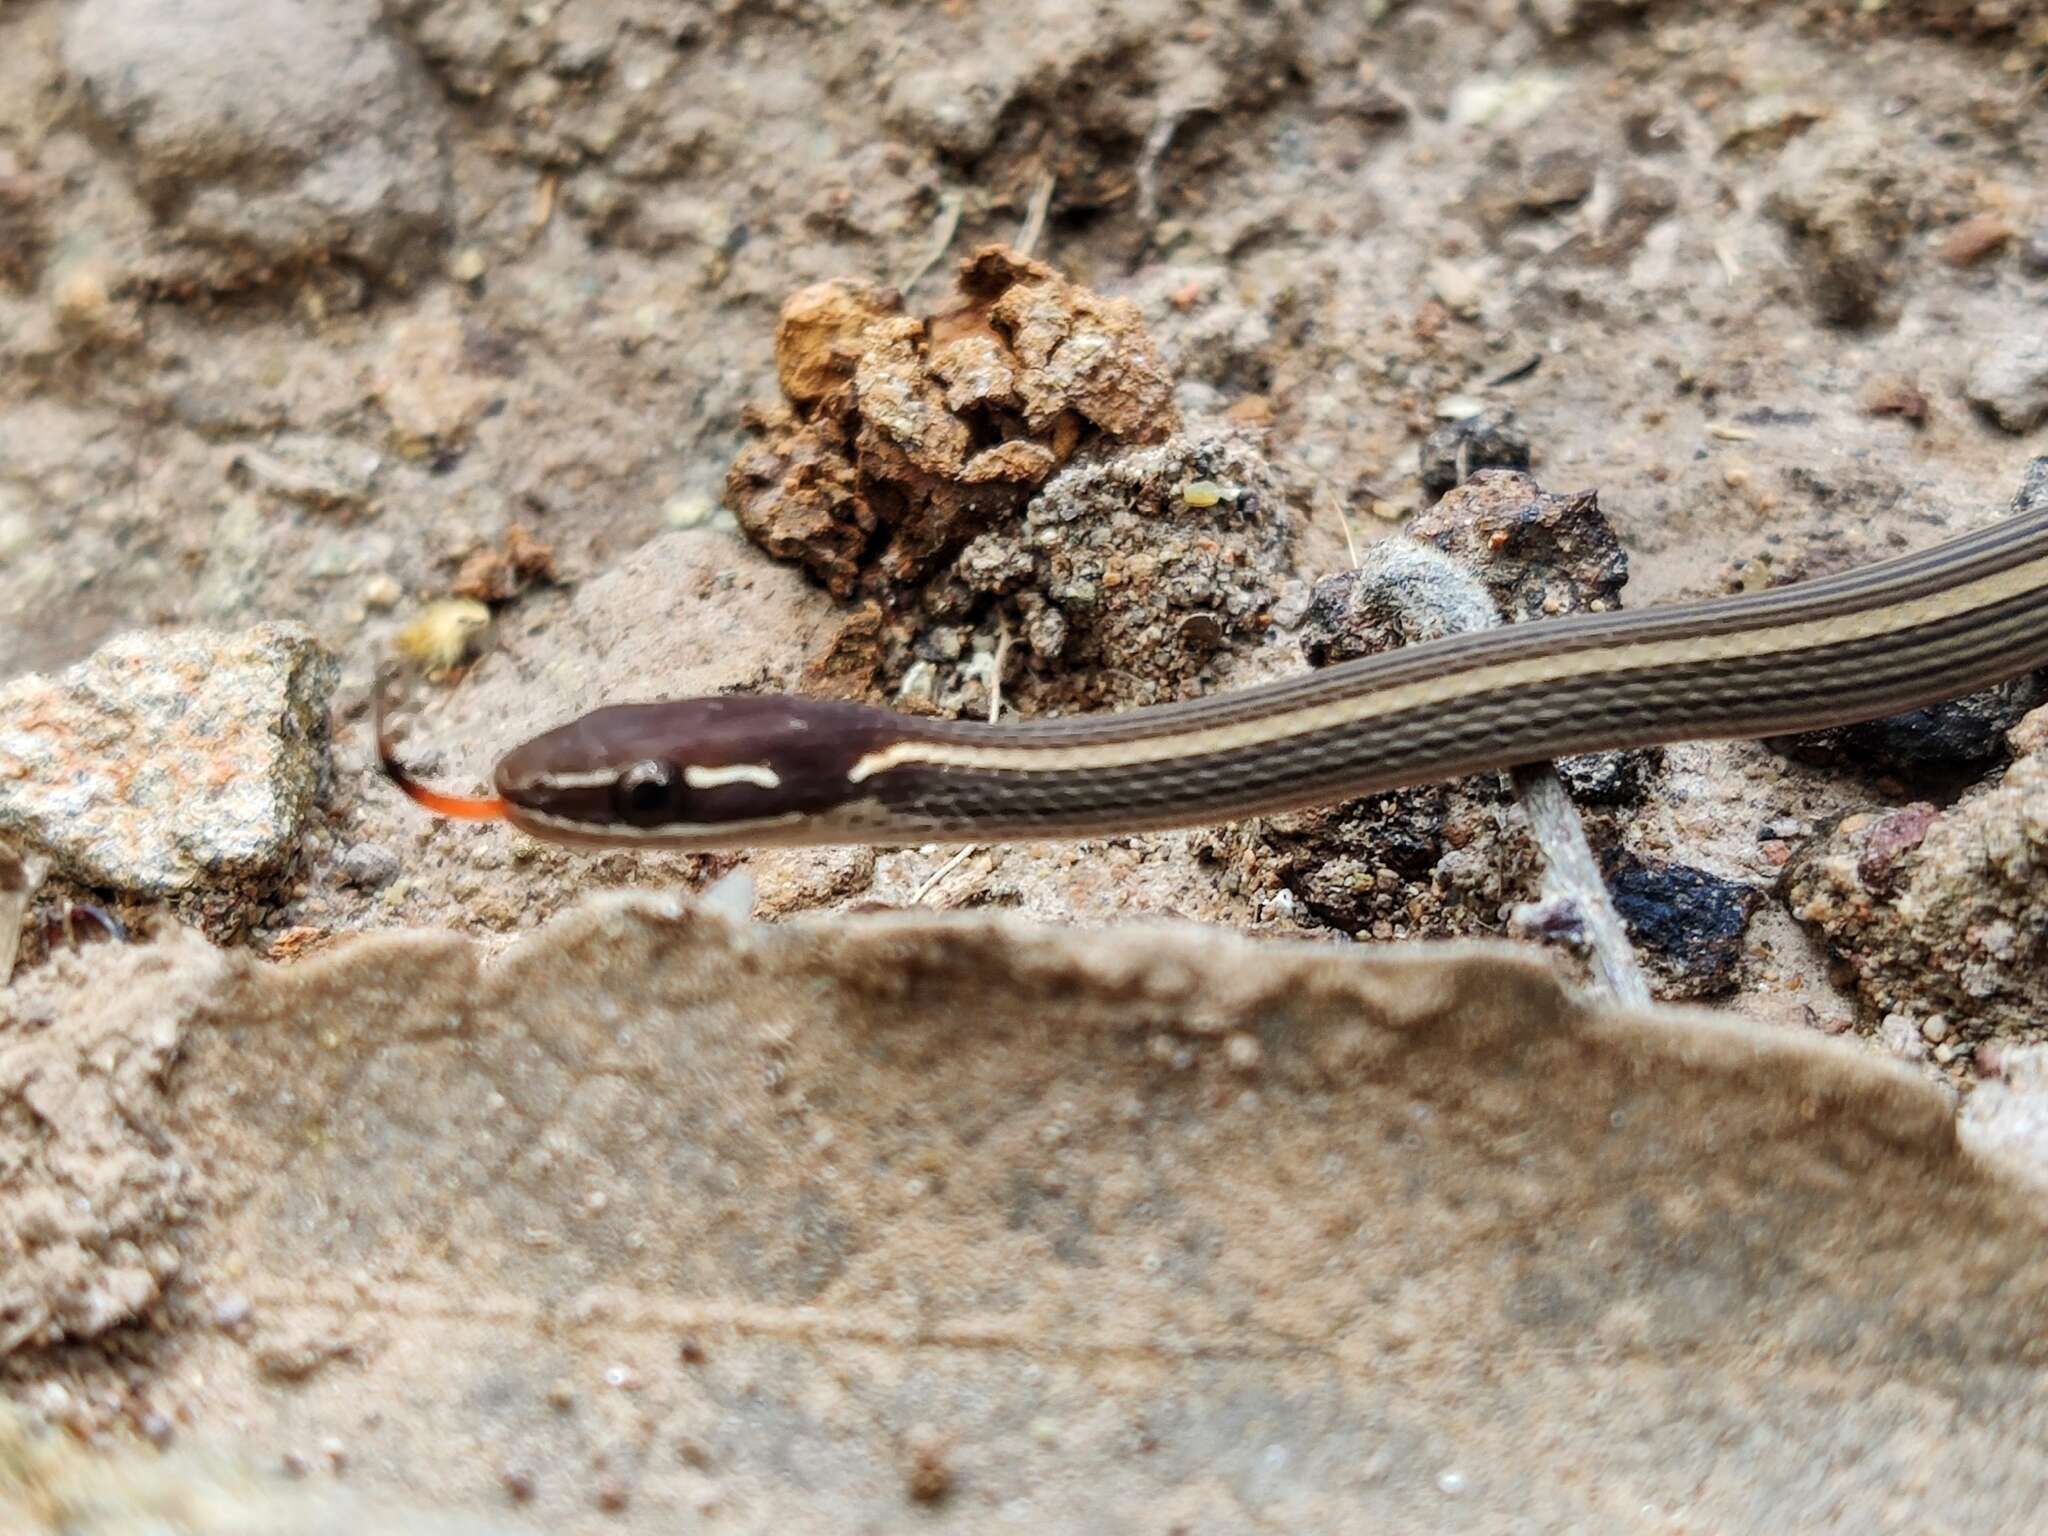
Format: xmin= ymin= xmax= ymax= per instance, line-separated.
xmin=612 ymin=760 xmax=684 ymax=827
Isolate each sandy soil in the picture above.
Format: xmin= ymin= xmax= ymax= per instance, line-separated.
xmin=3 ymin=0 xmax=2048 ymax=1529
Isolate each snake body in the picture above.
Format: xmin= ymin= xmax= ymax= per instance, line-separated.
xmin=380 ymin=496 xmax=2048 ymax=849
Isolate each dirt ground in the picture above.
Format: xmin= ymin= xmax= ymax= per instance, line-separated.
xmin=4 ymin=0 xmax=2048 ymax=1530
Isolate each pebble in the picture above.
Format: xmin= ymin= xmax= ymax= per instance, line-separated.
xmin=1518 ymin=147 xmax=1595 ymax=213
xmin=1940 ymin=212 xmax=2013 ymax=268
xmin=663 ymin=492 xmax=718 ymax=529
xmin=500 ymin=1463 xmax=538 ymax=1503
xmin=0 ymin=625 xmax=336 ymax=897
xmin=1418 ymin=409 xmax=1532 ymax=502
xmin=1269 ymin=579 xmax=1312 ymax=630
xmin=1604 ymin=854 xmax=1762 ymax=999
xmin=1554 ymin=749 xmax=1656 ymax=808
xmin=2023 ymin=225 xmax=2048 ymax=276
xmin=1880 ymin=1013 xmax=1928 ymax=1061
xmin=1966 ymin=333 xmax=2048 ymax=434
xmin=338 ymin=843 xmax=401 ymax=891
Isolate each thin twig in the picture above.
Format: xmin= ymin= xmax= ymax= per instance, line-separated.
xmin=1014 ymin=173 xmax=1056 ymax=260
xmin=909 ymin=844 xmax=976 ymax=906
xmin=1508 ymin=766 xmax=1652 ymax=1009
xmin=1132 ymin=112 xmax=1183 ymax=233
xmin=1320 ymin=485 xmax=1362 ymax=570
xmin=900 ymin=190 xmax=965 ymax=297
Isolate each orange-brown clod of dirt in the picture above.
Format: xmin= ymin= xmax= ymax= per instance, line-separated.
xmin=726 ymin=245 xmax=1180 ymax=599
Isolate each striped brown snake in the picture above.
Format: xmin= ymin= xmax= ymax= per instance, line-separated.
xmin=379 ymin=495 xmax=2048 ymax=849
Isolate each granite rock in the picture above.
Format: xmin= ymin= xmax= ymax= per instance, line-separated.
xmin=0 ymin=625 xmax=336 ymax=896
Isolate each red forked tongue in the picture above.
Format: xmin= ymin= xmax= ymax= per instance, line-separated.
xmin=373 ymin=672 xmax=509 ymax=823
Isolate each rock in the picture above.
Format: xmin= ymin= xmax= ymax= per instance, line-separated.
xmin=0 ymin=160 xmax=50 ymax=291
xmin=1601 ymin=853 xmax=1761 ymax=999
xmin=0 ymin=625 xmax=336 ymax=897
xmin=371 ymin=298 xmax=498 ymax=457
xmin=62 ymin=0 xmax=451 ymax=288
xmin=1519 ymin=148 xmax=1596 ymax=213
xmin=1418 ymin=410 xmax=1533 ymax=502
xmin=1298 ymin=537 xmax=1500 ymax=669
xmin=1552 ymin=749 xmax=1657 ymax=808
xmin=337 ymin=843 xmax=400 ymax=891
xmin=1939 ymin=211 xmax=2013 ymax=268
xmin=1765 ymin=121 xmax=1909 ymax=326
xmin=2022 ymin=225 xmax=2048 ymax=276
xmin=1408 ymin=469 xmax=1629 ymax=623
xmin=1966 ymin=333 xmax=2048 ymax=434
xmin=2018 ymin=456 xmax=2048 ymax=517
xmin=1771 ymin=673 xmax=2048 ymax=782
xmin=1000 ymin=432 xmax=1297 ymax=706
xmin=1783 ymin=704 xmax=2048 ymax=1037
xmin=1879 ymin=1011 xmax=1929 ymax=1062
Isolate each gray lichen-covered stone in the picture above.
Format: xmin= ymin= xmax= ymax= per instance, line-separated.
xmin=0 ymin=625 xmax=336 ymax=896
xmin=61 ymin=0 xmax=451 ymax=286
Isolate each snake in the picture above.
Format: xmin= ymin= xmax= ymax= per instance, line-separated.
xmin=378 ymin=494 xmax=2048 ymax=850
